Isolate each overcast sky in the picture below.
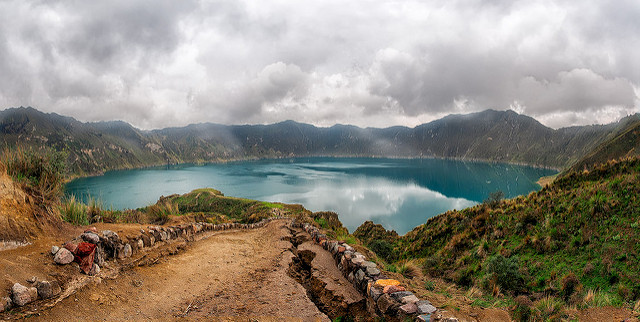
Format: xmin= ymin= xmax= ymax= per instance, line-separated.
xmin=0 ymin=0 xmax=638 ymax=129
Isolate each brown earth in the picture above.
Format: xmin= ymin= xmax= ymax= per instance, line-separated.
xmin=12 ymin=220 xmax=335 ymax=321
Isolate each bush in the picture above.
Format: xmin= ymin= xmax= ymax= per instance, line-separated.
xmin=485 ymin=254 xmax=523 ymax=293
xmin=2 ymin=147 xmax=67 ymax=207
xmin=561 ymin=272 xmax=580 ymax=300
xmin=534 ymin=296 xmax=565 ymax=321
xmin=484 ymin=190 xmax=505 ymax=207
xmin=398 ymin=260 xmax=422 ymax=279
xmin=369 ymin=239 xmax=395 ymax=262
xmin=60 ymin=195 xmax=89 ymax=226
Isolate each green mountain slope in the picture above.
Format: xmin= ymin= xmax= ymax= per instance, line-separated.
xmin=387 ymin=157 xmax=640 ymax=303
xmin=566 ymin=114 xmax=640 ymax=173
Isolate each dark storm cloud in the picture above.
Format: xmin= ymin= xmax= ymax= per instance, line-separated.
xmin=0 ymin=0 xmax=638 ymax=129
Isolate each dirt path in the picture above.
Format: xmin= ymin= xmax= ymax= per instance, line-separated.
xmin=33 ymin=220 xmax=331 ymax=321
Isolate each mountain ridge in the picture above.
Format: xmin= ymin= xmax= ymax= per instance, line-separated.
xmin=1 ymin=106 xmax=636 ymax=176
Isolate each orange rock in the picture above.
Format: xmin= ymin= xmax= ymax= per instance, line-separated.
xmin=383 ymin=285 xmax=406 ymax=293
xmin=374 ymin=279 xmax=401 ymax=287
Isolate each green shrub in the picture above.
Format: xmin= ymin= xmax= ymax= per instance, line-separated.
xmin=534 ymin=296 xmax=565 ymax=321
xmin=369 ymin=239 xmax=395 ymax=262
xmin=485 ymin=254 xmax=523 ymax=293
xmin=314 ymin=217 xmax=328 ymax=229
xmin=484 ymin=190 xmax=505 ymax=207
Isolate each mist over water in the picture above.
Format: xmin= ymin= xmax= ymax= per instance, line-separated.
xmin=65 ymin=157 xmax=556 ymax=234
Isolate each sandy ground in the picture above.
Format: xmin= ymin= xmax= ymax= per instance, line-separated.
xmin=31 ymin=220 xmax=329 ymax=321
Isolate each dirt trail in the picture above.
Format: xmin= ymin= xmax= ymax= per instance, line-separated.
xmin=32 ymin=220 xmax=335 ymax=321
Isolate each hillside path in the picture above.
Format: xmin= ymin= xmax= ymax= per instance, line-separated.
xmin=35 ymin=220 xmax=330 ymax=321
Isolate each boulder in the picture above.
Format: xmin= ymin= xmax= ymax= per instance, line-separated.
xmin=375 ymin=279 xmax=400 ymax=287
xmin=401 ymin=295 xmax=420 ymax=304
xmin=53 ymin=247 xmax=74 ymax=265
xmin=417 ymin=301 xmax=437 ymax=314
xmin=11 ymin=283 xmax=37 ymax=306
xmin=390 ymin=291 xmax=414 ymax=301
xmin=36 ymin=280 xmax=61 ymax=299
xmin=94 ymin=245 xmax=106 ymax=267
xmin=399 ymin=302 xmax=418 ymax=314
xmin=376 ymin=293 xmax=400 ymax=314
xmin=51 ymin=245 xmax=60 ymax=255
xmin=369 ymin=285 xmax=383 ymax=301
xmin=0 ymin=296 xmax=12 ymax=313
xmin=366 ymin=266 xmax=381 ymax=276
xmin=383 ymin=285 xmax=406 ymax=294
xmin=81 ymin=232 xmax=100 ymax=244
xmin=63 ymin=242 xmax=77 ymax=253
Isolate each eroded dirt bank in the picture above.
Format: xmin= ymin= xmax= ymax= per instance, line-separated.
xmin=25 ymin=220 xmax=369 ymax=321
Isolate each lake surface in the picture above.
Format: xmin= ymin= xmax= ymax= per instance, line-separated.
xmin=65 ymin=157 xmax=556 ymax=234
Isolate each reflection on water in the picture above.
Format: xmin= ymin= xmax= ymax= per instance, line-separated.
xmin=65 ymin=157 xmax=556 ymax=234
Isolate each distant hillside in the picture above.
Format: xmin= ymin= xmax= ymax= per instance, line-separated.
xmin=566 ymin=114 xmax=640 ymax=174
xmin=0 ymin=106 xmax=635 ymax=175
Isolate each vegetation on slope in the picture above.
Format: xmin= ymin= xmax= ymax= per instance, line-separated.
xmin=566 ymin=114 xmax=640 ymax=174
xmin=351 ymin=157 xmax=640 ymax=318
xmin=3 ymin=106 xmax=637 ymax=176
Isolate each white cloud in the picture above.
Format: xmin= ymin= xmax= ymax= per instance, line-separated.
xmin=0 ymin=0 xmax=638 ymax=129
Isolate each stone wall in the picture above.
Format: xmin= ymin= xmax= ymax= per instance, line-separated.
xmin=1 ymin=217 xmax=283 ymax=313
xmin=293 ymin=220 xmax=442 ymax=322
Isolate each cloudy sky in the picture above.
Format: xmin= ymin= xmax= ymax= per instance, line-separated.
xmin=0 ymin=0 xmax=638 ymax=129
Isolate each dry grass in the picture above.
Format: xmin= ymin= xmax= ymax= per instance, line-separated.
xmin=398 ymin=259 xmax=423 ymax=279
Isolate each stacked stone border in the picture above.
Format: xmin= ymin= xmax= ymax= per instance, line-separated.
xmin=1 ymin=217 xmax=284 ymax=313
xmin=293 ymin=221 xmax=443 ymax=321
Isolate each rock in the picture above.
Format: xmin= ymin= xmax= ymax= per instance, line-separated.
xmin=375 ymin=279 xmax=400 ymax=287
xmin=337 ymin=246 xmax=346 ymax=253
xmin=81 ymin=232 xmax=100 ymax=244
xmin=123 ymin=244 xmax=132 ymax=258
xmin=11 ymin=283 xmax=37 ymax=306
xmin=399 ymin=302 xmax=418 ymax=314
xmin=442 ymin=318 xmax=459 ymax=322
xmin=102 ymin=230 xmax=119 ymax=240
xmin=51 ymin=245 xmax=60 ymax=255
xmin=63 ymin=242 xmax=77 ymax=253
xmin=351 ymin=257 xmax=365 ymax=266
xmin=137 ymin=239 xmax=144 ymax=249
xmin=348 ymin=272 xmax=355 ymax=283
xmin=417 ymin=314 xmax=431 ymax=322
xmin=89 ymin=263 xmax=100 ymax=276
xmin=369 ymin=285 xmax=383 ymax=301
xmin=355 ymin=269 xmax=366 ymax=282
xmin=84 ymin=227 xmax=98 ymax=234
xmin=0 ymin=296 xmax=12 ymax=313
xmin=383 ymin=285 xmax=406 ymax=294
xmin=366 ymin=266 xmax=381 ymax=276
xmin=362 ymin=261 xmax=377 ymax=268
xmin=376 ymin=293 xmax=400 ymax=314
xmin=94 ymin=245 xmax=106 ymax=267
xmin=390 ymin=291 xmax=414 ymax=301
xmin=27 ymin=276 xmax=38 ymax=284
xmin=54 ymin=247 xmax=74 ymax=265
xmin=417 ymin=301 xmax=437 ymax=314
xmin=401 ymin=294 xmax=420 ymax=304
xmin=36 ymin=280 xmax=61 ymax=299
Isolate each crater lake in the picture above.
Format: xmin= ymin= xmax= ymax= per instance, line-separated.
xmin=65 ymin=157 xmax=557 ymax=234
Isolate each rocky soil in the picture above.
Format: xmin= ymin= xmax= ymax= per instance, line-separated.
xmin=6 ymin=220 xmax=370 ymax=320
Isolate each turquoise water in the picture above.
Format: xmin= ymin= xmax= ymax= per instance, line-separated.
xmin=65 ymin=157 xmax=556 ymax=234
